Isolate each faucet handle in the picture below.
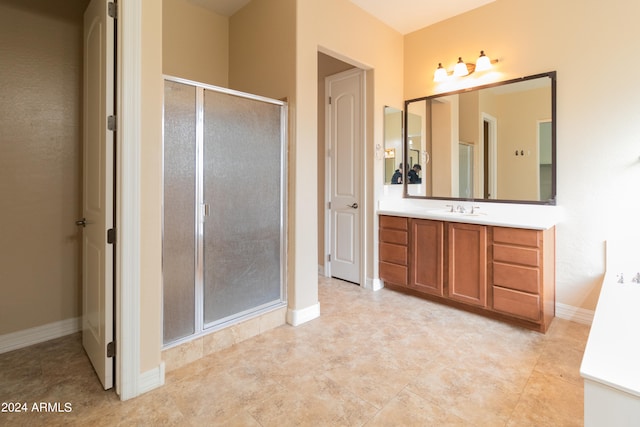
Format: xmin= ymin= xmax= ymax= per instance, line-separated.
xmin=471 ymin=205 xmax=480 ymax=214
xmin=445 ymin=204 xmax=454 ymax=212
xmin=632 ymin=272 xmax=640 ymax=283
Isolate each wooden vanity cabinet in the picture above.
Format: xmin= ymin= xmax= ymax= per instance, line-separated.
xmin=490 ymin=226 xmax=556 ymax=331
xmin=448 ymin=222 xmax=487 ymax=308
xmin=409 ymin=219 xmax=444 ymax=296
xmin=379 ymin=215 xmax=409 ymax=287
xmin=378 ymin=214 xmax=556 ymax=333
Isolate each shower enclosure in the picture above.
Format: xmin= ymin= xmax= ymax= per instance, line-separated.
xmin=162 ymin=77 xmax=287 ymax=346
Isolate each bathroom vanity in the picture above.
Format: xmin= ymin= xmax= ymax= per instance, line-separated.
xmin=378 ymin=207 xmax=556 ymax=332
xmin=379 ymin=71 xmax=558 ymax=332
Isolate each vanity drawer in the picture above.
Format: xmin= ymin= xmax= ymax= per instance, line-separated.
xmin=380 ymin=261 xmax=408 ymax=286
xmin=380 ymin=215 xmax=408 ymax=231
xmin=493 ymin=227 xmax=539 ymax=248
xmin=379 ymin=242 xmax=407 ymax=265
xmin=493 ymin=286 xmax=540 ymax=321
xmin=493 ymin=244 xmax=540 ymax=267
xmin=493 ymin=263 xmax=540 ymax=294
xmin=380 ymin=229 xmax=408 ymax=245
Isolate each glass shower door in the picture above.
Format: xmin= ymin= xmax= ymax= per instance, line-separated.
xmin=162 ymin=80 xmax=196 ymax=344
xmin=202 ymin=89 xmax=284 ymax=326
xmin=163 ymin=77 xmax=287 ymax=346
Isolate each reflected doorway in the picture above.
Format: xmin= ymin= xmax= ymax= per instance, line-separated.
xmin=538 ymin=120 xmax=553 ymax=200
xmin=482 ymin=114 xmax=497 ymax=199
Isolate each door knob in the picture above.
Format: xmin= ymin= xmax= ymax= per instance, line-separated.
xmin=75 ymin=218 xmax=87 ymax=227
xmin=348 ymin=202 xmax=359 ymax=209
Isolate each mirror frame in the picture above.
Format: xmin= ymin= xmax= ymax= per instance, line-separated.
xmin=403 ymin=71 xmax=557 ymax=205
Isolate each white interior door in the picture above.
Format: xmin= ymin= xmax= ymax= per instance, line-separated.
xmin=81 ymin=0 xmax=114 ymax=390
xmin=326 ymin=69 xmax=363 ymax=284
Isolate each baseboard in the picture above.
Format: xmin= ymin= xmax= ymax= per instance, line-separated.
xmin=286 ymin=302 xmax=321 ymax=326
xmin=364 ymin=277 xmax=384 ymax=291
xmin=556 ymin=302 xmax=594 ymax=325
xmin=138 ymin=361 xmax=165 ymax=395
xmin=0 ymin=317 xmax=82 ymax=355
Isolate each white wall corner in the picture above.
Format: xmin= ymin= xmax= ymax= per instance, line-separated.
xmin=364 ymin=277 xmax=384 ymax=291
xmin=116 ymin=0 xmax=142 ymax=402
xmin=138 ymin=361 xmax=165 ymax=395
xmin=286 ymin=302 xmax=321 ymax=326
xmin=0 ymin=317 xmax=81 ymax=355
xmin=318 ymin=264 xmax=326 ymax=276
xmin=556 ymin=302 xmax=594 ymax=325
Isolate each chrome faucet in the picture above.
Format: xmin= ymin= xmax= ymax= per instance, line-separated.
xmin=617 ymin=273 xmax=624 ymax=284
xmin=632 ymin=272 xmax=640 ymax=283
xmin=456 ymin=205 xmax=466 ymax=213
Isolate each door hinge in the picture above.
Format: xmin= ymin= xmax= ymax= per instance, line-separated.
xmin=328 ymin=96 xmax=332 ymax=105
xmin=107 ymin=341 xmax=115 ymax=358
xmin=107 ymin=228 xmax=116 ymax=244
xmin=328 ymin=254 xmax=331 ymax=262
xmin=108 ymin=2 xmax=117 ymax=19
xmin=328 ymin=201 xmax=331 ymax=209
xmin=107 ymin=115 xmax=116 ymax=131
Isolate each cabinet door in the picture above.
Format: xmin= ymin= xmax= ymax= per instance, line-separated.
xmin=410 ymin=219 xmax=444 ymax=296
xmin=448 ymin=223 xmax=487 ymax=307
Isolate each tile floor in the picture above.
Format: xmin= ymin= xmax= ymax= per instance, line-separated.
xmin=0 ymin=276 xmax=590 ymax=426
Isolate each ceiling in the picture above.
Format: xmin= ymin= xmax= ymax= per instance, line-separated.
xmin=189 ymin=0 xmax=495 ymax=34
xmin=349 ymin=0 xmax=495 ymax=34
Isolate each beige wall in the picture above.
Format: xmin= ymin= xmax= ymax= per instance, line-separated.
xmin=495 ymin=87 xmax=550 ymax=200
xmin=139 ymin=0 xmax=164 ymax=373
xmin=229 ymin=0 xmax=295 ymax=99
xmin=297 ymin=0 xmax=404 ymax=291
xmin=227 ymin=0 xmax=299 ymax=308
xmin=431 ymin=99 xmax=455 ymax=197
xmin=163 ymin=0 xmax=229 ymax=86
xmin=404 ymin=0 xmax=640 ymax=310
xmin=0 ymin=0 xmax=88 ymax=335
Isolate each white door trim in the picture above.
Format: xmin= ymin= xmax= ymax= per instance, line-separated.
xmin=116 ymin=0 xmax=142 ymax=401
xmin=324 ymin=67 xmax=366 ymax=285
xmin=482 ymin=112 xmax=498 ymax=199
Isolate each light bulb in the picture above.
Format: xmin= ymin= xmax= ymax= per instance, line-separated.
xmin=475 ymin=50 xmax=492 ymax=72
xmin=453 ymin=57 xmax=469 ymax=77
xmin=434 ymin=63 xmax=448 ymax=82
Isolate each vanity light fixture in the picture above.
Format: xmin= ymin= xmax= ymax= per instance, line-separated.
xmin=433 ymin=50 xmax=499 ymax=82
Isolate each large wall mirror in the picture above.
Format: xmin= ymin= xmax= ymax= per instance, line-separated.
xmin=403 ymin=72 xmax=556 ymax=204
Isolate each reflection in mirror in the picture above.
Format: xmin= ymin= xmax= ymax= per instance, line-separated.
xmin=404 ymin=72 xmax=556 ymax=204
xmin=406 ymin=101 xmax=427 ymax=194
xmin=383 ymin=106 xmax=403 ymax=185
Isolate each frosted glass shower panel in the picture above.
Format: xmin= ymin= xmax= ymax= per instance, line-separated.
xmin=163 ymin=81 xmax=197 ymax=343
xmin=203 ymin=89 xmax=284 ymax=325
